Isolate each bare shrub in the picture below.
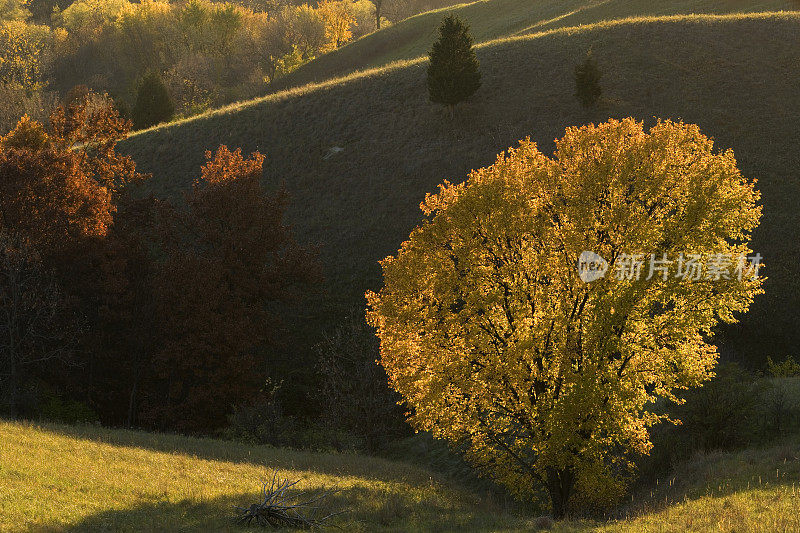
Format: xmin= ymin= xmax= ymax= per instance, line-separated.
xmin=0 ymin=86 xmax=57 ymax=134
xmin=316 ymin=312 xmax=408 ymax=452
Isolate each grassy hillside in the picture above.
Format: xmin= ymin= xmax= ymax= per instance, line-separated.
xmin=269 ymin=0 xmax=799 ymax=92
xmin=121 ymin=10 xmax=800 ymax=360
xmin=0 ymin=421 xmax=527 ymax=532
xmin=604 ymin=441 xmax=800 ymax=532
xmin=2 ymin=420 xmax=799 ymax=531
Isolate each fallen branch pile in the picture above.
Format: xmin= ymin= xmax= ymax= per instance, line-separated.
xmin=235 ymin=471 xmax=343 ymax=528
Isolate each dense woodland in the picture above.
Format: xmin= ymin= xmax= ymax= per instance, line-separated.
xmin=0 ymin=97 xmax=314 ymax=429
xmin=0 ymin=96 xmax=417 ymax=483
xmin=0 ymin=0 xmax=458 ymax=132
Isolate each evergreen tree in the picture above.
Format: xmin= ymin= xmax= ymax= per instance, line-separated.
xmin=132 ymin=72 xmax=174 ymax=130
xmin=427 ymin=15 xmax=481 ymax=111
xmin=574 ymin=51 xmax=602 ymax=108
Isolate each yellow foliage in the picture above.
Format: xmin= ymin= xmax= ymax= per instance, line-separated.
xmin=0 ymin=20 xmax=52 ymax=90
xmin=0 ymin=113 xmax=48 ymax=149
xmin=367 ymin=118 xmax=764 ymax=515
xmin=0 ymin=0 xmax=30 ymax=21
xmin=317 ymin=0 xmax=353 ymax=51
xmin=57 ymin=0 xmax=132 ymax=38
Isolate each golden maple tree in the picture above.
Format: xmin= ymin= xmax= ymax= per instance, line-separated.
xmin=367 ymin=118 xmax=763 ymax=517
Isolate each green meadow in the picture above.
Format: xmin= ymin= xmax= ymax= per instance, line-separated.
xmin=2 ymin=420 xmax=800 ymax=531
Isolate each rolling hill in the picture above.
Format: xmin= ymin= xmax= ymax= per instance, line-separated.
xmin=2 ymin=420 xmax=799 ymax=531
xmin=121 ymin=6 xmax=800 ymax=362
xmin=269 ymin=0 xmax=800 ymax=92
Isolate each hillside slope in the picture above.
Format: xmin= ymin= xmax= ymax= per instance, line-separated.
xmin=122 ymin=11 xmax=800 ymax=360
xmin=2 ymin=420 xmax=799 ymax=531
xmin=269 ymin=0 xmax=799 ymax=92
xmin=604 ymin=442 xmax=800 ymax=532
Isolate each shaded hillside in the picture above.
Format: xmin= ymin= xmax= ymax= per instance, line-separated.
xmin=121 ymin=12 xmax=800 ymax=363
xmin=268 ymin=0 xmax=799 ymax=92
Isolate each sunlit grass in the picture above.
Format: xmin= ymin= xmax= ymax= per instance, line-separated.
xmin=2 ymin=420 xmax=799 ymax=531
xmin=604 ymin=440 xmax=800 ymax=532
xmin=605 ymin=487 xmax=800 ymax=533
xmin=0 ymin=420 xmax=526 ymax=532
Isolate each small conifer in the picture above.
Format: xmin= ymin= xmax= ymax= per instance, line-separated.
xmin=132 ymin=72 xmax=175 ymax=130
xmin=574 ymin=51 xmax=602 ymax=108
xmin=427 ymin=15 xmax=481 ymax=112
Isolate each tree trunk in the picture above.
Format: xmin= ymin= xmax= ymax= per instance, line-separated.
xmin=545 ymin=467 xmax=574 ymax=520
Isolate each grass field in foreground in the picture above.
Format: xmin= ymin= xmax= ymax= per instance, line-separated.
xmin=2 ymin=420 xmax=800 ymax=532
xmin=0 ymin=421 xmax=526 ymax=532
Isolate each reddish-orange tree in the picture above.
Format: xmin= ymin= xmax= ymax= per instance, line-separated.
xmin=148 ymin=146 xmax=321 ymax=431
xmin=0 ymin=117 xmax=111 ymax=251
xmin=0 ymin=94 xmax=145 ymax=420
xmin=0 ymin=94 xmax=139 ymax=254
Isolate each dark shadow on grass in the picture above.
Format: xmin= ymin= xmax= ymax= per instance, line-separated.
xmin=39 ymin=485 xmax=523 ymax=532
xmin=37 ymin=493 xmax=254 ymax=532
